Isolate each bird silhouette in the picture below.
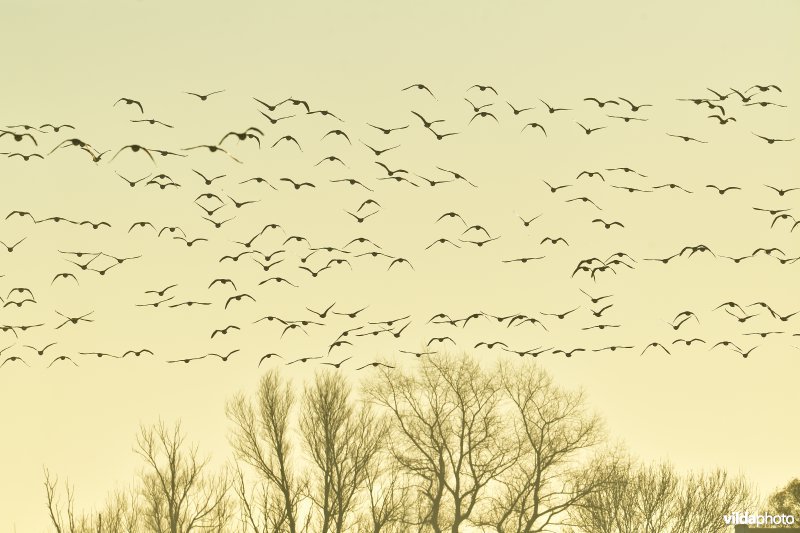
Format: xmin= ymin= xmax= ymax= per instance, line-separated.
xmin=307 ymin=302 xmax=336 ymax=319
xmin=752 ymin=133 xmax=795 ymax=144
xmin=552 ymin=348 xmax=585 ymax=358
xmin=706 ymin=185 xmax=741 ymax=195
xmin=167 ymin=355 xmax=207 ymax=364
xmin=540 ymin=237 xmax=569 ymax=246
xmin=566 ymin=197 xmax=601 ymax=209
xmin=410 ymin=110 xmax=444 ymax=129
xmin=1 ymin=356 xmax=30 ymax=368
xmin=183 ymin=144 xmax=242 ymax=162
xmin=765 ymin=185 xmax=799 ymax=196
xmin=258 ymin=353 xmax=284 ymax=367
xmin=667 ymin=133 xmax=707 ymax=143
xmin=732 ymin=346 xmax=759 ymax=359
xmin=367 ymin=123 xmax=408 ymax=134
xmin=577 ymin=123 xmax=606 ymax=135
xmin=0 ymin=129 xmax=38 ymax=145
xmin=607 ymin=114 xmax=648 ymax=123
xmin=539 ymin=99 xmax=571 ymax=113
xmin=288 ymin=356 xmax=323 ymax=365
xmin=468 ymin=84 xmax=498 ymax=94
xmin=402 ymin=83 xmax=436 ymax=99
xmin=542 ymin=307 xmax=579 ymax=320
xmin=131 ymin=118 xmax=173 ymax=128
xmin=114 ymin=97 xmax=144 ymax=113
xmin=464 ymin=98 xmax=493 ymax=113
xmin=426 ymin=128 xmax=459 ymax=141
xmin=322 ymin=357 xmax=352 ymax=369
xmin=618 ymin=97 xmax=652 ymax=111
xmin=0 ymin=238 xmax=26 ymax=253
xmin=209 ymin=349 xmax=240 ymax=362
xmin=521 ymin=122 xmax=547 ymax=136
xmin=362 ymin=142 xmax=400 ymax=157
xmin=469 ymin=111 xmax=499 ymax=124
xmin=708 ymin=114 xmax=736 ymax=124
xmin=507 ymin=101 xmax=534 ymax=115
xmin=185 ymin=90 xmax=225 ymax=101
xmin=48 ymin=355 xmax=79 ymax=367
xmin=356 ymin=362 xmax=395 ymax=370
xmin=641 ymin=342 xmax=670 ymax=356
xmin=211 ymin=325 xmax=240 ymax=339
xmin=225 ymin=294 xmax=255 ymax=309
xmin=584 ymin=97 xmax=618 ymax=108
xmin=280 ymin=178 xmax=315 ymax=190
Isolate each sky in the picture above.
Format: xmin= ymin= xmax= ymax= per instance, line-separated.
xmin=1 ymin=1 xmax=799 ymax=531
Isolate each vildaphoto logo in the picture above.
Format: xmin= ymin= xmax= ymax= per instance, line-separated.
xmin=724 ymin=511 xmax=796 ymax=526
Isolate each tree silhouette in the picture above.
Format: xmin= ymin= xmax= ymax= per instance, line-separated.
xmin=564 ymin=453 xmax=756 ymax=533
xmin=41 ymin=352 xmax=764 ymax=533
xmin=474 ymin=359 xmax=609 ymax=532
xmin=226 ymin=369 xmax=306 ymax=533
xmin=43 ymin=418 xmax=231 ymax=533
xmin=366 ymin=352 xmax=526 ymax=532
xmin=135 ymin=419 xmax=232 ymax=533
xmin=766 ymin=478 xmax=800 ymax=524
xmin=299 ymin=370 xmax=388 ymax=533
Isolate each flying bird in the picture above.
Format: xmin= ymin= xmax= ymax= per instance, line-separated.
xmin=752 ymin=133 xmax=794 ymax=144
xmin=521 ymin=122 xmax=547 ymax=136
xmin=185 ymin=90 xmax=225 ymax=100
xmin=402 ymin=83 xmax=436 ymax=99
xmin=667 ymin=133 xmax=708 ymax=143
xmin=539 ymin=99 xmax=571 ymax=113
xmin=114 ymin=97 xmax=144 ymax=113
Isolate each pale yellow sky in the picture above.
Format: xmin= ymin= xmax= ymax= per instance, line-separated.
xmin=1 ymin=1 xmax=799 ymax=531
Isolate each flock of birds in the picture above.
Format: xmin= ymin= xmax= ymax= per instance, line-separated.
xmin=0 ymin=82 xmax=797 ymax=370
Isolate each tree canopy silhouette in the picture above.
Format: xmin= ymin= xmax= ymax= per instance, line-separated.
xmin=41 ymin=351 xmax=767 ymax=532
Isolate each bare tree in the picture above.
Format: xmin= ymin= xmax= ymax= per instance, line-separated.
xmin=470 ymin=358 xmax=606 ymax=533
xmin=636 ymin=461 xmax=681 ymax=533
xmin=44 ymin=467 xmax=141 ymax=533
xmin=41 ymin=351 xmax=764 ymax=533
xmin=44 ymin=467 xmax=68 ymax=533
xmin=765 ymin=478 xmax=800 ymax=522
xmin=364 ymin=351 xmax=520 ymax=533
xmin=89 ymin=486 xmax=143 ymax=533
xmin=226 ymin=369 xmax=308 ymax=533
xmin=558 ymin=449 xmax=636 ymax=533
xmin=676 ymin=468 xmax=756 ymax=533
xmin=135 ymin=419 xmax=231 ymax=533
xmin=565 ymin=455 xmax=755 ymax=533
xmin=43 ymin=467 xmax=97 ymax=533
xmin=356 ymin=456 xmax=413 ymax=533
xmin=299 ymin=370 xmax=389 ymax=533
xmin=231 ymin=458 xmax=293 ymax=533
